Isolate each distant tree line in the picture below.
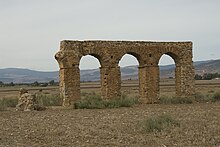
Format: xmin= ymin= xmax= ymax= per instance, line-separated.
xmin=195 ymin=73 xmax=220 ymax=80
xmin=0 ymin=80 xmax=58 ymax=87
xmin=0 ymin=81 xmax=15 ymax=87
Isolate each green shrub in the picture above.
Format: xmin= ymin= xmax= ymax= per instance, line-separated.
xmin=195 ymin=92 xmax=214 ymax=102
xmin=0 ymin=101 xmax=7 ymax=111
xmin=2 ymin=98 xmax=18 ymax=107
xmin=213 ymin=92 xmax=220 ymax=102
xmin=0 ymin=97 xmax=18 ymax=111
xmin=195 ymin=92 xmax=206 ymax=102
xmin=1 ymin=98 xmax=17 ymax=107
xmin=159 ymin=96 xmax=172 ymax=104
xmin=81 ymin=91 xmax=97 ymax=97
xmin=74 ymin=95 xmax=105 ymax=109
xmin=160 ymin=96 xmax=192 ymax=104
xmin=81 ymin=91 xmax=88 ymax=97
xmin=74 ymin=94 xmax=139 ymax=109
xmin=35 ymin=94 xmax=62 ymax=106
xmin=208 ymin=90 xmax=215 ymax=93
xmin=142 ymin=114 xmax=180 ymax=132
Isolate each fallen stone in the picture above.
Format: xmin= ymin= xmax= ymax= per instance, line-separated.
xmin=16 ymin=88 xmax=46 ymax=111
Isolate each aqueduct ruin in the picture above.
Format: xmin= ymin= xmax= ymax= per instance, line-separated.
xmin=55 ymin=40 xmax=195 ymax=106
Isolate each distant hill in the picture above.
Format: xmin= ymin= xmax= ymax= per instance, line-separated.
xmin=0 ymin=68 xmax=58 ymax=83
xmin=194 ymin=60 xmax=220 ymax=74
xmin=0 ymin=59 xmax=220 ymax=83
xmin=160 ymin=59 xmax=220 ymax=78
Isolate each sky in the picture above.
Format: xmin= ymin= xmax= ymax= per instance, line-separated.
xmin=0 ymin=0 xmax=220 ymax=71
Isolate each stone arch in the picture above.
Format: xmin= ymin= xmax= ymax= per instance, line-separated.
xmin=118 ymin=53 xmax=139 ymax=95
xmin=157 ymin=52 xmax=179 ymax=65
xmin=80 ymin=53 xmax=103 ymax=68
xmin=125 ymin=52 xmax=142 ymax=64
xmin=155 ymin=49 xmax=181 ymax=66
xmin=119 ymin=53 xmax=140 ymax=66
xmin=155 ymin=48 xmax=194 ymax=98
xmin=117 ymin=51 xmax=144 ymax=66
xmin=118 ymin=52 xmax=148 ymax=101
xmin=79 ymin=54 xmax=102 ymax=99
xmin=55 ymin=40 xmax=195 ymax=106
xmin=158 ymin=53 xmax=177 ymax=97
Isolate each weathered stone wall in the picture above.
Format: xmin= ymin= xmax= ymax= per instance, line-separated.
xmin=55 ymin=40 xmax=195 ymax=106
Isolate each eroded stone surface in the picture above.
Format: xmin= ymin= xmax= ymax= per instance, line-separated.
xmin=55 ymin=40 xmax=195 ymax=106
xmin=16 ymin=88 xmax=45 ymax=111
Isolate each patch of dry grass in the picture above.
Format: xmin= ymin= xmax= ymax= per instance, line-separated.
xmin=74 ymin=93 xmax=138 ymax=109
xmin=141 ymin=114 xmax=180 ymax=132
xmin=0 ymin=97 xmax=17 ymax=111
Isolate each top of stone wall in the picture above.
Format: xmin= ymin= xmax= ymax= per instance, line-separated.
xmin=61 ymin=40 xmax=192 ymax=44
xmin=60 ymin=40 xmax=192 ymax=51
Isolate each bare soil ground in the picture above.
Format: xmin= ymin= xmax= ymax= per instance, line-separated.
xmin=0 ymin=103 xmax=220 ymax=146
xmin=0 ymin=79 xmax=220 ymax=146
xmin=1 ymin=79 xmax=220 ymax=98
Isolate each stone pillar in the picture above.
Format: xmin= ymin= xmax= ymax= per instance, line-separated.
xmin=146 ymin=65 xmax=160 ymax=103
xmin=100 ymin=66 xmax=121 ymax=99
xmin=176 ymin=64 xmax=195 ymax=98
xmin=59 ymin=66 xmax=80 ymax=106
xmin=138 ymin=66 xmax=147 ymax=102
xmin=138 ymin=65 xmax=159 ymax=103
xmin=175 ymin=65 xmax=181 ymax=96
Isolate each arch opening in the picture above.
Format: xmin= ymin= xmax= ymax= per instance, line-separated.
xmin=79 ymin=55 xmax=101 ymax=98
xmin=159 ymin=54 xmax=176 ymax=97
xmin=119 ymin=54 xmax=139 ymax=98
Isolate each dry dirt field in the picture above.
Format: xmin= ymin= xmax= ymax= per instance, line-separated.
xmin=0 ymin=79 xmax=220 ymax=146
